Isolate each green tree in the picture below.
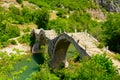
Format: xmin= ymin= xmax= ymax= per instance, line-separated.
xmin=102 ymin=13 xmax=120 ymax=53
xmin=53 ymin=54 xmax=119 ymax=80
xmin=47 ymin=18 xmax=69 ymax=33
xmin=76 ymin=54 xmax=119 ymax=80
xmin=5 ymin=24 xmax=20 ymax=38
xmin=16 ymin=0 xmax=23 ymax=4
xmin=18 ymin=33 xmax=30 ymax=45
xmin=28 ymin=63 xmax=59 ymax=80
xmin=34 ymin=8 xmax=49 ymax=29
xmin=21 ymin=7 xmax=34 ymax=23
xmin=9 ymin=5 xmax=20 ymax=15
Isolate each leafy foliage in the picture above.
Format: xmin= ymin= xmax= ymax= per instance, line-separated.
xmin=48 ymin=18 xmax=69 ymax=33
xmin=0 ymin=51 xmax=24 ymax=80
xmin=102 ymin=13 xmax=120 ymax=53
xmin=18 ymin=33 xmax=31 ymax=45
xmin=16 ymin=0 xmax=23 ymax=4
xmin=76 ymin=54 xmax=119 ymax=80
xmin=28 ymin=64 xmax=59 ymax=80
xmin=28 ymin=54 xmax=120 ymax=80
xmin=34 ymin=8 xmax=49 ymax=29
xmin=21 ymin=7 xmax=34 ymax=23
xmin=0 ymin=24 xmax=20 ymax=48
xmin=0 ymin=0 xmax=120 ymax=79
xmin=114 ymin=54 xmax=120 ymax=61
xmin=27 ymin=0 xmax=97 ymax=10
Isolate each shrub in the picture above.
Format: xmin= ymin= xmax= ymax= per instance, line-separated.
xmin=47 ymin=18 xmax=69 ymax=33
xmin=18 ymin=33 xmax=31 ymax=45
xmin=9 ymin=40 xmax=17 ymax=45
xmin=97 ymin=42 xmax=105 ymax=49
xmin=34 ymin=8 xmax=49 ymax=29
xmin=92 ymin=54 xmax=116 ymax=74
xmin=28 ymin=64 xmax=59 ymax=80
xmin=53 ymin=54 xmax=120 ymax=80
xmin=0 ymin=24 xmax=20 ymax=48
xmin=115 ymin=54 xmax=120 ymax=61
xmin=21 ymin=7 xmax=34 ymax=23
xmin=16 ymin=0 xmax=23 ymax=4
xmin=56 ymin=8 xmax=68 ymax=18
xmin=9 ymin=5 xmax=20 ymax=15
xmin=102 ymin=13 xmax=120 ymax=53
xmin=77 ymin=54 xmax=118 ymax=80
xmin=0 ymin=35 xmax=9 ymax=42
xmin=5 ymin=25 xmax=20 ymax=38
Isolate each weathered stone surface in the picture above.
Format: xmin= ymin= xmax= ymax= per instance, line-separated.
xmin=31 ymin=29 xmax=102 ymax=68
xmin=94 ymin=0 xmax=120 ymax=12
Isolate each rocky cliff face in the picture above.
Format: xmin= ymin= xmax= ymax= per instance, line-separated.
xmin=94 ymin=0 xmax=120 ymax=12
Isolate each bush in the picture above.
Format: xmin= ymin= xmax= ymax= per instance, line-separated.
xmin=0 ymin=51 xmax=26 ymax=79
xmin=21 ymin=7 xmax=34 ymax=23
xmin=18 ymin=33 xmax=31 ymax=45
xmin=34 ymin=8 xmax=49 ymax=29
xmin=102 ymin=13 xmax=120 ymax=53
xmin=56 ymin=8 xmax=68 ymax=18
xmin=0 ymin=24 xmax=20 ymax=48
xmin=9 ymin=5 xmax=20 ymax=15
xmin=16 ymin=0 xmax=23 ymax=4
xmin=115 ymin=54 xmax=120 ymax=61
xmin=0 ymin=35 xmax=9 ymax=42
xmin=9 ymin=40 xmax=17 ymax=45
xmin=47 ymin=18 xmax=69 ymax=33
xmin=5 ymin=25 xmax=20 ymax=38
xmin=53 ymin=54 xmax=120 ymax=80
xmin=28 ymin=64 xmax=59 ymax=80
xmin=91 ymin=54 xmax=116 ymax=74
xmin=97 ymin=42 xmax=105 ymax=49
xmin=76 ymin=54 xmax=119 ymax=80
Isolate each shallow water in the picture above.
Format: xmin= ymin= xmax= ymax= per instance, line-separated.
xmin=14 ymin=53 xmax=45 ymax=80
xmin=13 ymin=44 xmax=78 ymax=80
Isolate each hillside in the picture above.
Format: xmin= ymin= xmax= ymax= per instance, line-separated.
xmin=0 ymin=0 xmax=120 ymax=79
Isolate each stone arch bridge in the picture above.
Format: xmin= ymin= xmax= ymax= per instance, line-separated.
xmin=31 ymin=29 xmax=102 ymax=68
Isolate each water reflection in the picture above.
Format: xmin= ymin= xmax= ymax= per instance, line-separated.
xmin=32 ymin=53 xmax=45 ymax=65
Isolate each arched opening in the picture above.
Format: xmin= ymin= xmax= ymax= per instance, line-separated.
xmin=52 ymin=39 xmax=70 ymax=68
xmin=66 ymin=43 xmax=82 ymax=68
xmin=39 ymin=34 xmax=46 ymax=53
xmin=32 ymin=33 xmax=46 ymax=65
xmin=51 ymin=39 xmax=71 ymax=69
xmin=50 ymin=37 xmax=85 ymax=69
xmin=50 ymin=35 xmax=89 ymax=69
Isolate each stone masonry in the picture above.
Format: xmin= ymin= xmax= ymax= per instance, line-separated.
xmin=31 ymin=29 xmax=103 ymax=68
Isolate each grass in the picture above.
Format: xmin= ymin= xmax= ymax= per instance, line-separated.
xmin=114 ymin=54 xmax=120 ymax=61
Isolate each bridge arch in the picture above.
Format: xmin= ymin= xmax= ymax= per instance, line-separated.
xmin=38 ymin=29 xmax=47 ymax=45
xmin=38 ymin=29 xmax=49 ymax=53
xmin=50 ymin=33 xmax=90 ymax=68
xmin=31 ymin=29 xmax=41 ymax=53
xmin=31 ymin=29 xmax=102 ymax=69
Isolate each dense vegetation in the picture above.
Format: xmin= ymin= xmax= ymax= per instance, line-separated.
xmin=0 ymin=45 xmax=120 ymax=80
xmin=0 ymin=0 xmax=119 ymax=53
xmin=28 ymin=0 xmax=120 ymax=53
xmin=0 ymin=0 xmax=120 ymax=79
xmin=102 ymin=13 xmax=120 ymax=53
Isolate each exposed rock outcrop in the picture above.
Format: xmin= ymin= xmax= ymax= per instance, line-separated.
xmin=94 ymin=0 xmax=120 ymax=12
